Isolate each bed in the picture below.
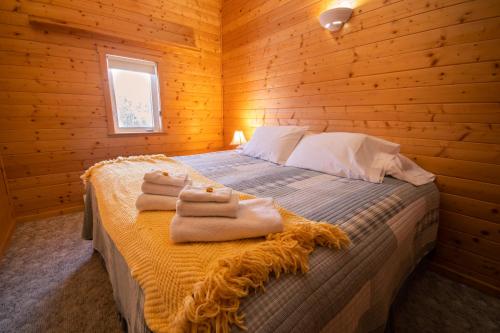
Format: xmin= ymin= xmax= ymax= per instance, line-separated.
xmin=82 ymin=150 xmax=439 ymax=333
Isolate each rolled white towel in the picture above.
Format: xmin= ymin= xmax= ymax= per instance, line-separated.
xmin=170 ymin=198 xmax=283 ymax=243
xmin=176 ymin=193 xmax=239 ymax=218
xmin=144 ymin=170 xmax=189 ymax=187
xmin=141 ymin=180 xmax=191 ymax=197
xmin=179 ymin=185 xmax=232 ymax=203
xmin=136 ymin=193 xmax=177 ymax=211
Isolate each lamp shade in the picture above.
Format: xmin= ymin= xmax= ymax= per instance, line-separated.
xmin=230 ymin=130 xmax=247 ymax=146
xmin=319 ymin=7 xmax=353 ymax=31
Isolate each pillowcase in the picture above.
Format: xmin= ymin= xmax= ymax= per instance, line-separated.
xmin=285 ymin=132 xmax=435 ymax=185
xmin=285 ymin=132 xmax=400 ymax=183
xmin=241 ymin=126 xmax=308 ymax=164
xmin=385 ymin=154 xmax=435 ymax=186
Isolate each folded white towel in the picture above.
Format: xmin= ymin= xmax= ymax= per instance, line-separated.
xmin=144 ymin=170 xmax=189 ymax=187
xmin=179 ymin=185 xmax=232 ymax=203
xmin=170 ymin=198 xmax=283 ymax=243
xmin=136 ymin=193 xmax=177 ymax=211
xmin=176 ymin=193 xmax=239 ymax=218
xmin=141 ymin=181 xmax=191 ymax=197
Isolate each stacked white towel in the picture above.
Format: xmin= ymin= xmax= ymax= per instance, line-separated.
xmin=170 ymin=185 xmax=283 ymax=243
xmin=136 ymin=170 xmax=191 ymax=211
xmin=179 ymin=185 xmax=233 ymax=203
xmin=176 ymin=185 xmax=238 ymax=218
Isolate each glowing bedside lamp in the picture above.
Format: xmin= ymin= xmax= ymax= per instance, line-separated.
xmin=230 ymin=130 xmax=247 ymax=146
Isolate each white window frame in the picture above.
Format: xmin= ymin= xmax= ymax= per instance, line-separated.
xmin=105 ymin=54 xmax=162 ymax=134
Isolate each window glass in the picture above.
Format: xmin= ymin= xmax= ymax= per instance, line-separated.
xmin=106 ymin=55 xmax=161 ymax=133
xmin=110 ymin=69 xmax=154 ymax=128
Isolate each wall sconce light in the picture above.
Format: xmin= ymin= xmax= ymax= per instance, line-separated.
xmin=319 ymin=7 xmax=353 ymax=32
xmin=230 ymin=130 xmax=247 ymax=146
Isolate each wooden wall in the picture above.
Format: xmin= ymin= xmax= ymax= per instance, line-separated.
xmin=0 ymin=0 xmax=223 ymax=221
xmin=0 ymin=154 xmax=15 ymax=256
xmin=222 ymin=0 xmax=500 ymax=294
xmin=0 ymin=0 xmax=498 ymax=294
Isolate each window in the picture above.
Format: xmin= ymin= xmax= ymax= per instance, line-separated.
xmin=105 ymin=54 xmax=162 ymax=133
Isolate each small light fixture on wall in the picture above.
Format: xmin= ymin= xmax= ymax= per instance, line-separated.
xmin=319 ymin=7 xmax=353 ymax=32
xmin=230 ymin=130 xmax=247 ymax=146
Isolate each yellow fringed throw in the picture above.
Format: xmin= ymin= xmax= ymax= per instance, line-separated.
xmin=82 ymin=155 xmax=350 ymax=333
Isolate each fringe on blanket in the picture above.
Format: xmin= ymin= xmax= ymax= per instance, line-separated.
xmin=168 ymin=222 xmax=351 ymax=332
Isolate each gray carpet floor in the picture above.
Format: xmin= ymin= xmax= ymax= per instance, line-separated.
xmin=0 ymin=213 xmax=499 ymax=333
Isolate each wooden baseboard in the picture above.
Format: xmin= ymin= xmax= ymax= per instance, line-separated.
xmin=16 ymin=204 xmax=84 ymax=223
xmin=0 ymin=218 xmax=16 ymax=257
xmin=429 ymin=261 xmax=500 ymax=298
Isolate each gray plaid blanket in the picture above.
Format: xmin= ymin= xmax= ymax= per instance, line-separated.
xmin=175 ymin=151 xmax=439 ymax=332
xmin=84 ymin=150 xmax=439 ymax=333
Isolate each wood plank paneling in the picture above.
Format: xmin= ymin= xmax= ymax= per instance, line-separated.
xmin=1 ymin=0 xmax=498 ymax=295
xmin=0 ymin=154 xmax=15 ymax=256
xmin=0 ymin=0 xmax=223 ymax=219
xmin=222 ymin=0 xmax=500 ymax=293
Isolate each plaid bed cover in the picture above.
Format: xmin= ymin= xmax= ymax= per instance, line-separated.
xmin=175 ymin=150 xmax=439 ymax=332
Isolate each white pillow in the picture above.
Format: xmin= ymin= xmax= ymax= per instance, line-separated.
xmin=241 ymin=126 xmax=307 ymax=164
xmin=285 ymin=132 xmax=400 ymax=183
xmin=385 ymin=154 xmax=435 ymax=186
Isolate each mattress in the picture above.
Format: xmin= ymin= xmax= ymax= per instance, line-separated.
xmin=83 ymin=150 xmax=439 ymax=332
